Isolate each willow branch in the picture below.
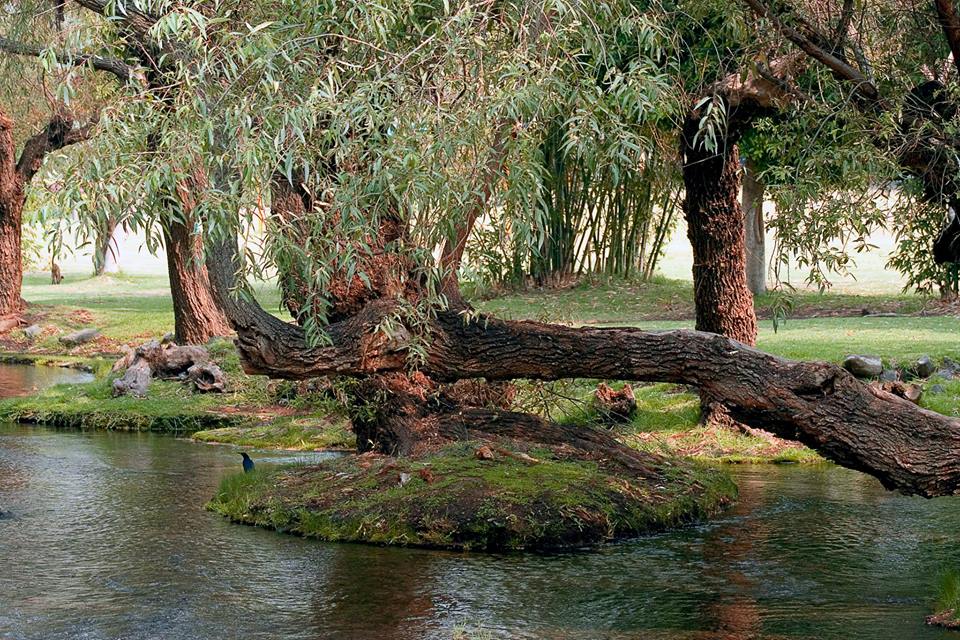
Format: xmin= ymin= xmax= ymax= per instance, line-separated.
xmin=0 ymin=36 xmax=133 ymax=83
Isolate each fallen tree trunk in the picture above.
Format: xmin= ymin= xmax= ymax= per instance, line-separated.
xmin=212 ymin=268 xmax=960 ymax=497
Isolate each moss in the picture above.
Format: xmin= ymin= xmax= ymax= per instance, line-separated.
xmin=0 ymin=377 xmax=246 ymax=432
xmin=192 ymin=416 xmax=354 ymax=450
xmin=208 ymin=442 xmax=737 ymax=551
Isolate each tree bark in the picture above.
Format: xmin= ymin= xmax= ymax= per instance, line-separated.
xmin=0 ymin=164 xmax=24 ymax=321
xmin=163 ymin=220 xmax=231 ymax=345
xmin=681 ymin=109 xmax=758 ymax=345
xmin=0 ymin=106 xmax=96 ymax=324
xmin=93 ymin=216 xmax=120 ymax=276
xmin=742 ymin=159 xmax=766 ymax=295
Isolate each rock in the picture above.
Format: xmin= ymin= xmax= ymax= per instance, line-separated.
xmin=936 ymin=357 xmax=960 ymax=380
xmin=879 ymin=369 xmax=899 ymax=382
xmin=842 ymin=355 xmax=883 ymax=378
xmin=475 ymin=445 xmax=495 ymax=461
xmin=59 ymin=328 xmax=101 ymax=347
xmin=929 ymin=384 xmax=947 ymax=395
xmin=112 ymin=359 xmax=152 ymax=398
xmin=161 ymin=332 xmax=176 ymax=345
xmin=914 ymin=355 xmax=936 ymax=378
xmin=22 ymin=324 xmax=41 ymax=340
xmin=398 ymin=472 xmax=411 ymax=487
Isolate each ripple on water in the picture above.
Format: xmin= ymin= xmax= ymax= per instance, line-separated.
xmin=1 ymin=420 xmax=960 ymax=640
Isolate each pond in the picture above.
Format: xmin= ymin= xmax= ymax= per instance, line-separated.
xmin=1 ymin=368 xmax=959 ymax=639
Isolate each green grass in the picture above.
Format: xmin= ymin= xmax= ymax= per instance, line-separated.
xmin=0 ymin=376 xmax=245 ymax=432
xmin=477 ymin=275 xmax=933 ymax=325
xmin=208 ymin=441 xmax=737 ymax=550
xmin=19 ymin=271 xmax=286 ymax=351
xmin=935 ymin=569 xmax=960 ymax=623
xmin=192 ymin=417 xmax=353 ymax=450
xmin=0 ymin=344 xmax=353 ymax=444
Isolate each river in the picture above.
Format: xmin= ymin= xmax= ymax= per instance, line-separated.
xmin=0 ymin=365 xmax=958 ymax=639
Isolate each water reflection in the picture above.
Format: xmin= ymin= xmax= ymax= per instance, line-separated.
xmin=1 ymin=422 xmax=959 ymax=640
xmin=0 ymin=363 xmax=93 ymax=397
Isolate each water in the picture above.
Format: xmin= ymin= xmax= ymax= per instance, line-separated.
xmin=0 ymin=363 xmax=93 ymax=397
xmin=1 ymin=369 xmax=959 ymax=639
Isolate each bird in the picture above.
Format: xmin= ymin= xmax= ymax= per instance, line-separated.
xmin=240 ymin=452 xmax=255 ymax=473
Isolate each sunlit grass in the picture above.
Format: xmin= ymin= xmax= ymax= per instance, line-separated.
xmin=935 ymin=568 xmax=960 ymax=621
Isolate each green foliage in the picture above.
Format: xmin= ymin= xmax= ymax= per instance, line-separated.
xmin=935 ymin=568 xmax=960 ymax=620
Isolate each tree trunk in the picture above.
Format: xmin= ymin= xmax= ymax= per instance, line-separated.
xmin=93 ymin=217 xmax=123 ymax=276
xmin=742 ymin=159 xmax=766 ymax=296
xmin=163 ymin=220 xmax=231 ymax=344
xmin=217 ymin=289 xmax=960 ymax=497
xmin=0 ymin=190 xmax=24 ymax=322
xmin=93 ymin=216 xmax=120 ymax=276
xmin=681 ymin=112 xmax=757 ymax=345
xmin=0 ymin=112 xmax=24 ymax=323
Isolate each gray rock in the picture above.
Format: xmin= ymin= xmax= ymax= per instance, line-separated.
xmin=929 ymin=384 xmax=947 ymax=395
xmin=842 ymin=355 xmax=883 ymax=378
xmin=880 ymin=369 xmax=899 ymax=382
xmin=914 ymin=355 xmax=936 ymax=379
xmin=22 ymin=324 xmax=41 ymax=340
xmin=59 ymin=328 xmax=101 ymax=347
xmin=161 ymin=332 xmax=176 ymax=345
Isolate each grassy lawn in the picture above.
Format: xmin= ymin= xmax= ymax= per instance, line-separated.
xmin=15 ymin=271 xmax=286 ymax=352
xmin=477 ymin=275 xmax=934 ymax=324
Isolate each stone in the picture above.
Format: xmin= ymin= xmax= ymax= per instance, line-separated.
xmin=936 ymin=357 xmax=960 ymax=380
xmin=842 ymin=355 xmax=883 ymax=378
xmin=914 ymin=356 xmax=936 ymax=379
xmin=22 ymin=324 xmax=41 ymax=340
xmin=59 ymin=328 xmax=101 ymax=347
xmin=161 ymin=332 xmax=176 ymax=345
xmin=929 ymin=384 xmax=947 ymax=395
xmin=880 ymin=369 xmax=899 ymax=382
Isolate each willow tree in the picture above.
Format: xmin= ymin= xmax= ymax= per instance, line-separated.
xmin=33 ymin=0 xmax=960 ymax=498
xmin=0 ymin=1 xmax=230 ymax=343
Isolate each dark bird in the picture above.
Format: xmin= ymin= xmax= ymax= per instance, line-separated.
xmin=240 ymin=452 xmax=255 ymax=473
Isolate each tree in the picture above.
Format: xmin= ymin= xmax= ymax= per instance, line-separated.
xmin=22 ymin=0 xmax=960 ymax=499
xmin=0 ymin=1 xmax=230 ymax=343
xmin=0 ymin=106 xmax=95 ymax=327
xmin=742 ymin=158 xmax=766 ymax=295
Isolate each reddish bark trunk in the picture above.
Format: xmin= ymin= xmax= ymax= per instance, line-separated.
xmin=0 ymin=113 xmax=23 ymax=321
xmin=0 ymin=186 xmax=24 ymax=321
xmin=0 ymin=106 xmax=96 ymax=324
xmin=681 ymin=110 xmax=758 ymax=345
xmin=163 ymin=220 xmax=231 ymax=345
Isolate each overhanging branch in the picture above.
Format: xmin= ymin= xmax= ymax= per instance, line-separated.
xmin=0 ymin=36 xmax=134 ymax=83
xmin=15 ymin=110 xmax=99 ymax=183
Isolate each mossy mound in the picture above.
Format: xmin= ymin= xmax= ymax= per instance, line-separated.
xmin=208 ymin=442 xmax=737 ymax=551
xmin=0 ymin=377 xmax=245 ymax=432
xmin=192 ymin=417 xmax=354 ymax=450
